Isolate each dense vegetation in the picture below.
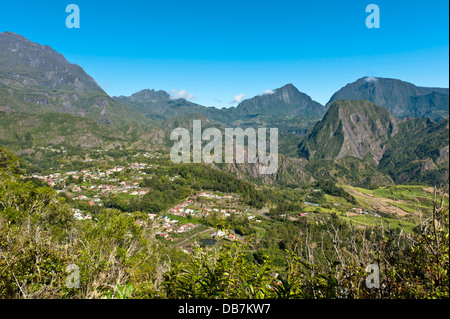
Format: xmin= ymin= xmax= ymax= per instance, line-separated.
xmin=314 ymin=179 xmax=357 ymax=204
xmin=0 ymin=146 xmax=448 ymax=299
xmin=379 ymin=117 xmax=450 ymax=185
xmin=101 ymin=163 xmax=265 ymax=215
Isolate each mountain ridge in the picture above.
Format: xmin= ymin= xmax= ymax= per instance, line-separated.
xmin=0 ymin=31 xmax=147 ymax=127
xmin=326 ymin=77 xmax=449 ymax=121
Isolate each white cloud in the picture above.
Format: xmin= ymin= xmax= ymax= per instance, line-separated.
xmin=260 ymin=89 xmax=275 ymax=95
xmin=364 ymin=76 xmax=378 ymax=83
xmin=231 ymin=93 xmax=246 ymax=104
xmin=170 ymin=89 xmax=196 ymax=100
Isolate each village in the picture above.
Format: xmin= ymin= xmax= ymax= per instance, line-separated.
xmin=153 ymin=192 xmax=263 ymax=247
xmin=25 ymin=151 xmax=267 ymax=251
xmin=23 ymin=147 xmax=379 ymax=253
xmin=26 ymin=160 xmax=155 ymax=204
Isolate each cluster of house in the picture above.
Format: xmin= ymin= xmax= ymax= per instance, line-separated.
xmin=304 ymin=201 xmax=320 ymax=207
xmin=168 ymin=202 xmax=250 ymax=220
xmin=73 ymin=195 xmax=103 ymax=206
xmin=210 ymin=230 xmax=237 ymax=240
xmin=198 ymin=192 xmax=235 ymax=200
xmin=202 ymin=207 xmax=244 ymax=216
xmin=27 ymin=172 xmax=62 ymax=187
xmin=105 ymin=162 xmax=154 ymax=175
xmin=72 ymin=182 xmax=148 ymax=195
xmin=72 ymin=208 xmax=92 ymax=220
xmin=28 ymin=160 xmax=153 ymax=191
xmin=158 ymin=215 xmax=199 ymax=241
xmin=142 ymin=152 xmax=161 ymax=158
xmin=38 ymin=161 xmax=156 ymax=219
xmin=352 ymin=207 xmax=381 ymax=217
xmin=37 ymin=146 xmax=67 ymax=154
xmin=65 ymin=164 xmax=154 ymax=199
xmin=167 ymin=200 xmax=195 ymax=216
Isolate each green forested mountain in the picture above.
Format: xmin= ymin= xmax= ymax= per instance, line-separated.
xmin=379 ymin=117 xmax=449 ymax=185
xmin=298 ymin=99 xmax=449 ymax=187
xmin=298 ymin=99 xmax=398 ymax=162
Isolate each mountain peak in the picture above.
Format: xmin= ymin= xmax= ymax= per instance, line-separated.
xmin=235 ymin=83 xmax=326 ymax=118
xmin=279 ymin=83 xmax=296 ymax=89
xmin=0 ymin=32 xmax=146 ymax=127
xmin=128 ymin=89 xmax=171 ymax=102
xmin=0 ymin=31 xmax=102 ymax=93
xmin=0 ymin=31 xmax=33 ymax=41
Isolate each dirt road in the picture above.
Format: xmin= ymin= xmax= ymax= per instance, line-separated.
xmin=172 ymin=227 xmax=214 ymax=248
xmin=344 ymin=186 xmax=411 ymax=217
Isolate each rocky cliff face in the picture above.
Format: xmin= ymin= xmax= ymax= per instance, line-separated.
xmin=0 ymin=32 xmax=145 ymax=127
xmin=299 ymin=99 xmax=398 ymax=164
xmin=437 ymin=145 xmax=449 ymax=165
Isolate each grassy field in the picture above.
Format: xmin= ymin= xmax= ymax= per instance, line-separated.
xmin=337 ymin=184 xmax=449 ymax=233
xmin=344 ymin=213 xmax=417 ymax=233
xmin=355 ymin=185 xmax=448 ymax=205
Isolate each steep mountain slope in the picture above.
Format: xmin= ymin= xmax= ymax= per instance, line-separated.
xmin=378 ymin=117 xmax=449 ymax=184
xmin=298 ymin=99 xmax=449 ymax=186
xmin=326 ymin=77 xmax=449 ymax=121
xmin=298 ymin=99 xmax=398 ymax=164
xmin=0 ymin=31 xmax=146 ymax=127
xmin=218 ymin=155 xmax=313 ymax=186
xmin=408 ymin=91 xmax=449 ymax=120
xmin=0 ymin=32 xmax=100 ymax=92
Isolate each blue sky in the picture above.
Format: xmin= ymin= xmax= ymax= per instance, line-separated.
xmin=1 ymin=0 xmax=448 ymax=107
